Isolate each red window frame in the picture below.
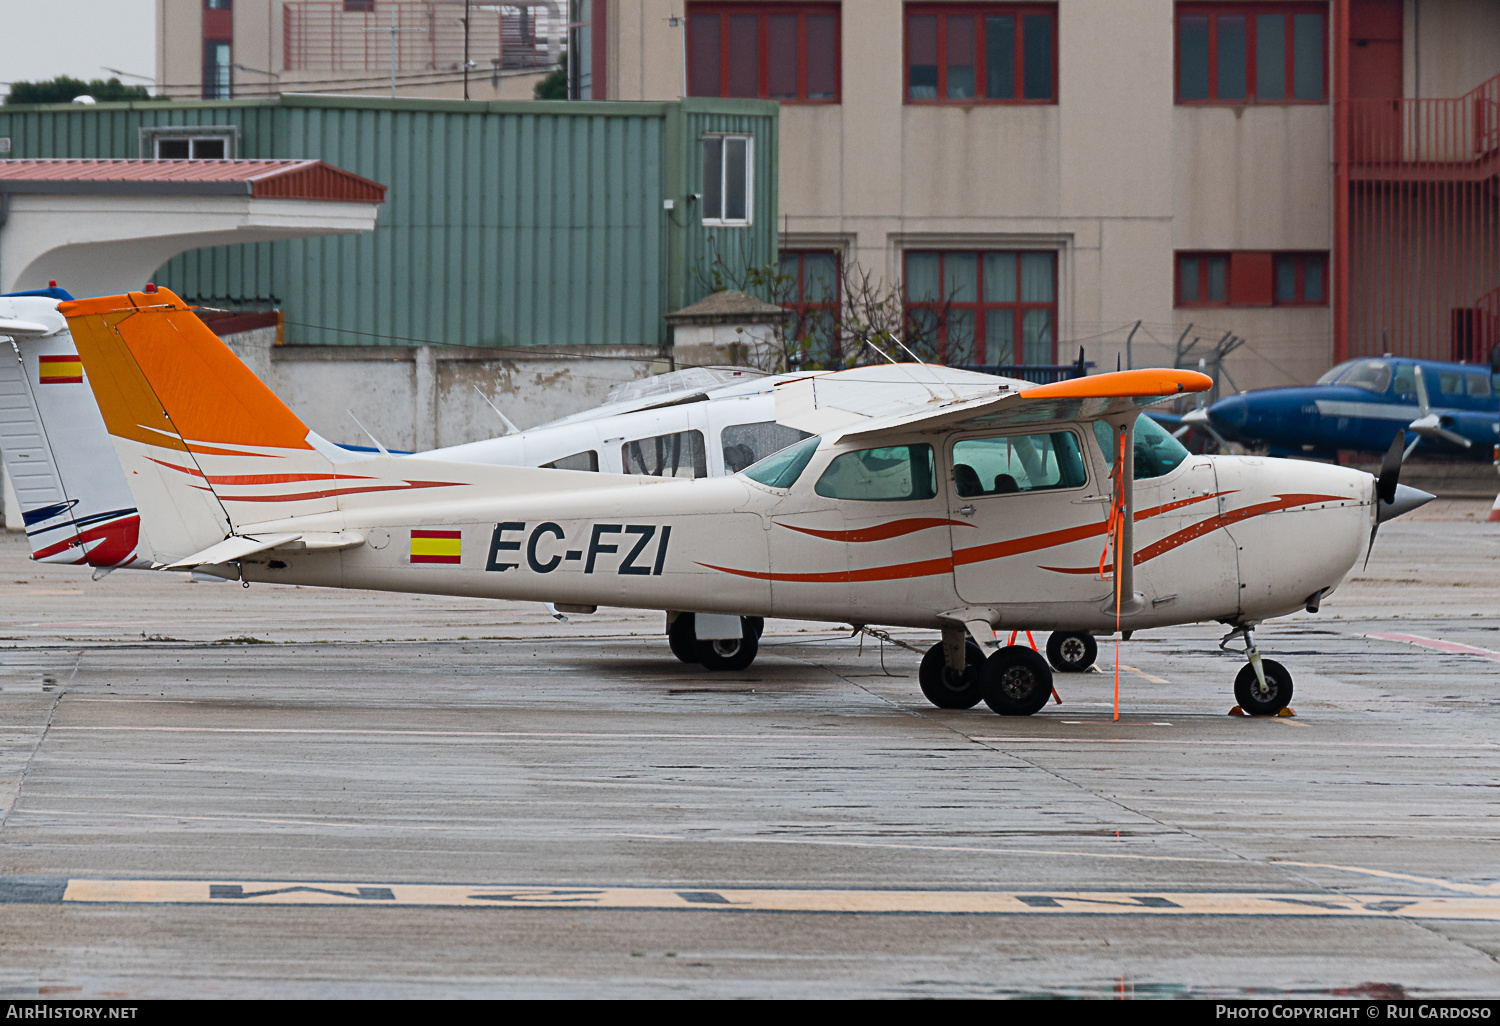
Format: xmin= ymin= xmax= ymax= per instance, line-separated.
xmin=687 ymin=3 xmax=841 ymax=104
xmin=1176 ymin=252 xmax=1231 ymax=308
xmin=904 ymin=3 xmax=1058 ymax=106
xmin=779 ymin=250 xmax=842 ymax=365
xmin=1175 ymin=3 xmax=1327 ymax=105
xmin=904 ymin=250 xmax=1058 ymax=365
xmin=1272 ymin=252 xmax=1328 ymax=306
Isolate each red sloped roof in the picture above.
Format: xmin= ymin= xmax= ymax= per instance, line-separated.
xmin=0 ymin=159 xmax=386 ymax=203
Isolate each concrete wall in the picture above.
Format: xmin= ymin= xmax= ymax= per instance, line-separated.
xmin=223 ymin=328 xmax=658 ymax=451
xmin=1408 ymin=0 xmax=1500 ymax=99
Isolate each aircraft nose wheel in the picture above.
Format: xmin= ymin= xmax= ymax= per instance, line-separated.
xmin=982 ymin=645 xmax=1055 ymax=716
xmin=1233 ymin=659 xmax=1293 ymax=716
xmin=918 ymin=640 xmax=986 ymax=709
xmin=1046 ymin=631 xmax=1097 ymax=673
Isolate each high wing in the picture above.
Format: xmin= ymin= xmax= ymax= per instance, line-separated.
xmin=776 ymin=366 xmax=1213 ymax=442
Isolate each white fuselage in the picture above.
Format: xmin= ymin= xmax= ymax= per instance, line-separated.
xmin=233 ymin=429 xmax=1375 ymax=634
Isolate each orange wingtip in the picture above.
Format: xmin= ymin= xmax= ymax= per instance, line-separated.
xmin=58 ymin=288 xmax=190 ymax=317
xmin=1021 ymin=369 xmax=1213 ymax=399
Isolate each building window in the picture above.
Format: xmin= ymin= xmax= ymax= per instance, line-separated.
xmin=205 ymin=0 xmax=232 ymax=8
xmin=1273 ymin=252 xmax=1327 ymax=305
xmin=703 ymin=136 xmax=753 ymax=225
xmin=779 ymin=251 xmax=841 ymax=366
xmin=141 ymin=126 xmax=238 ymax=159
xmin=203 ymin=40 xmax=232 ymax=99
xmin=905 ymin=4 xmax=1056 ymax=104
xmin=569 ymin=0 xmax=606 ymax=99
xmin=344 ymin=0 xmax=375 ymax=11
xmin=905 ymin=251 xmax=1057 ymax=366
xmin=1177 ymin=253 xmax=1229 ymax=306
xmin=1176 ymin=4 xmax=1326 ymax=104
xmin=1176 ymin=251 xmax=1328 ymax=307
xmin=688 ymin=3 xmax=840 ymax=103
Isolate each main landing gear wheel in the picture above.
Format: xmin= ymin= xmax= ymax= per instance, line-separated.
xmin=667 ymin=613 xmax=698 ymax=664
xmin=696 ymin=616 xmax=763 ymax=672
xmin=982 ymin=645 xmax=1055 ymax=716
xmin=1233 ymin=658 xmax=1293 ymax=716
xmin=1046 ymin=631 xmax=1097 ymax=673
xmin=918 ymin=640 xmax=986 ymax=709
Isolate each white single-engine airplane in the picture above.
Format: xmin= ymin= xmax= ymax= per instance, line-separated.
xmin=48 ymin=288 xmax=1436 ymax=716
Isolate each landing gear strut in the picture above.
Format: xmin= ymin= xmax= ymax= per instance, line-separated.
xmin=1221 ymin=625 xmax=1293 ymax=715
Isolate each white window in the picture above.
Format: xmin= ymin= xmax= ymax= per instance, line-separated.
xmin=139 ymin=126 xmax=238 ymax=160
xmin=702 ymin=135 xmax=753 ymax=226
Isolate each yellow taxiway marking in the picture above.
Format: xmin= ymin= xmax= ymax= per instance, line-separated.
xmin=55 ymin=880 xmax=1500 ymax=920
xmin=1117 ymin=664 xmax=1170 ymax=684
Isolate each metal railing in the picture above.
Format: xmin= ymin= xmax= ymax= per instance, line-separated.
xmin=282 ymin=1 xmax=558 ymax=74
xmin=1341 ymin=73 xmax=1500 ymax=363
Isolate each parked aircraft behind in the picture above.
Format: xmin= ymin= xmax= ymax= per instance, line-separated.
xmin=52 ymin=288 xmax=1436 ymax=718
xmin=1183 ymin=356 xmax=1500 ymax=459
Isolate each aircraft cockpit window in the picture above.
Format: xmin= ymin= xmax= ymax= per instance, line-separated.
xmin=541 ymin=450 xmax=599 ymax=472
xmin=1393 ymin=364 xmax=1416 ymax=395
xmin=950 ymin=432 xmax=1087 ymax=497
xmin=1334 ymin=359 xmax=1392 ymax=393
xmin=1316 ymin=361 xmax=1356 ymax=385
xmin=1093 ymin=416 xmax=1191 ymax=481
xmin=622 ymin=431 xmax=707 ymax=479
xmin=743 ymin=435 xmax=820 ymax=489
xmin=721 ymin=422 xmax=814 ymax=474
xmin=1439 ymin=371 xmax=1464 ymax=396
xmin=1468 ymin=374 xmax=1493 ymax=398
xmin=814 ymin=444 xmax=937 ymax=502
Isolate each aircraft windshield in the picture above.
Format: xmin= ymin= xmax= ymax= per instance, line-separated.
xmin=1093 ymin=415 xmax=1191 ymax=481
xmin=742 ymin=435 xmax=821 ymax=489
xmin=1334 ymin=359 xmax=1392 ymax=393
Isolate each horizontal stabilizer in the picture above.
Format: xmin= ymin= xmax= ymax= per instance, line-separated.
xmin=161 ymin=533 xmax=302 ymax=570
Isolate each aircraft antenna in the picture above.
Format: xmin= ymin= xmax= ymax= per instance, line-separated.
xmin=473 ymin=386 xmax=520 ymax=436
xmin=860 ymin=337 xmax=949 ymax=403
xmin=345 ymin=409 xmax=391 ymax=456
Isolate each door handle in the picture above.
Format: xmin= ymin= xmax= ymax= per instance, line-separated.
xmin=958 ymin=506 xmax=975 ymax=517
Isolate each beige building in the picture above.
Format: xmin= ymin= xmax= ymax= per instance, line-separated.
xmin=586 ymin=0 xmax=1500 ymax=388
xmin=155 ymin=0 xmax=562 ymax=103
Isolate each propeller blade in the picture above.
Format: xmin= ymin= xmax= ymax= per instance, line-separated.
xmin=1408 ymin=413 xmax=1473 ymax=449
xmin=1376 ymin=432 xmax=1403 ymax=505
xmin=1436 ymin=427 xmax=1473 ymax=449
xmin=1413 ymin=363 xmax=1432 ymax=417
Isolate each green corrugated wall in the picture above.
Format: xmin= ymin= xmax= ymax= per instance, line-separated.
xmin=0 ymin=95 xmax=779 ymax=349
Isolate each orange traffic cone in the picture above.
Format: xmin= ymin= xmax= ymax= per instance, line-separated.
xmin=1488 ymin=489 xmax=1500 ymax=522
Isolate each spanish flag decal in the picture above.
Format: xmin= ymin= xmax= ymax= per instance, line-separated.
xmin=38 ymin=354 xmax=84 ymax=384
xmin=409 ymin=529 xmax=462 ymax=564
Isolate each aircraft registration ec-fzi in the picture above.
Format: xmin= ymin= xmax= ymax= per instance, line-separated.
xmin=13 ymin=287 xmax=1438 ymax=718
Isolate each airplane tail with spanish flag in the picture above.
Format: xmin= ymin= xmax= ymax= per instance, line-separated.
xmin=58 ymin=288 xmax=662 ymax=570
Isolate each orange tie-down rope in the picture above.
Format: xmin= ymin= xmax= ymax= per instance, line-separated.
xmin=1112 ymin=428 xmax=1128 ymax=722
